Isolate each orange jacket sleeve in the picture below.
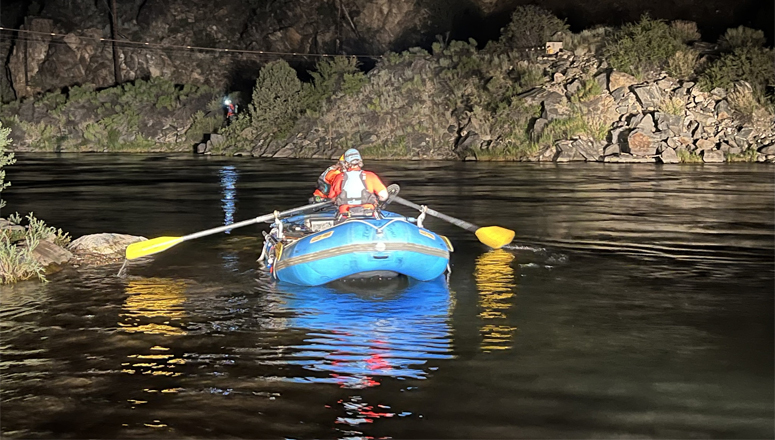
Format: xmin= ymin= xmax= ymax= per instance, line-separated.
xmin=363 ymin=171 xmax=387 ymax=194
xmin=327 ymin=173 xmax=344 ymax=199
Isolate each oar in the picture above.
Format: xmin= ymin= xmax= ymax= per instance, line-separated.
xmin=391 ymin=194 xmax=515 ymax=249
xmin=125 ymin=200 xmax=332 ymax=260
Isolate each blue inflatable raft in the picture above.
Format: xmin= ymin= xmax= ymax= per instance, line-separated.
xmin=260 ymin=210 xmax=453 ymax=286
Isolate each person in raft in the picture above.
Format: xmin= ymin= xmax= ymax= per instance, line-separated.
xmin=327 ymin=148 xmax=389 ymax=218
xmin=310 ymin=154 xmax=346 ymax=203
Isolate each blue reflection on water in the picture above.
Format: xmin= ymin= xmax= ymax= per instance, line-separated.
xmin=219 ymin=166 xmax=238 ymax=233
xmin=276 ymin=276 xmax=455 ymax=389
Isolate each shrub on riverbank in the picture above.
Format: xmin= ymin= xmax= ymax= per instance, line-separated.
xmin=0 ymin=77 xmax=220 ymax=152
xmin=0 ymin=123 xmax=71 ymax=284
xmin=604 ymin=15 xmax=690 ymax=79
xmin=1 ymin=12 xmax=772 ymax=163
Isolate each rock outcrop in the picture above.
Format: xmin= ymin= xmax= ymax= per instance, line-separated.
xmin=68 ymin=233 xmax=147 ymax=265
xmin=3 ymin=0 xmax=771 ymax=100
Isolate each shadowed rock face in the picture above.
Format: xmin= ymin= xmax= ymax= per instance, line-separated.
xmin=2 ymin=0 xmax=771 ymax=99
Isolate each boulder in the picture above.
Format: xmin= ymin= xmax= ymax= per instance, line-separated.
xmin=195 ymin=142 xmax=210 ymax=154
xmin=572 ymin=139 xmax=605 ymax=162
xmin=209 ymin=133 xmax=225 ymax=147
xmin=555 ymin=141 xmax=585 ymax=162
xmin=537 ymin=145 xmax=559 ymax=161
xmin=603 ymin=144 xmax=621 ymax=156
xmin=695 ymin=139 xmax=716 ymax=152
xmin=608 ymin=72 xmax=638 ymax=92
xmin=594 ymin=72 xmax=609 ymax=92
xmin=635 ymin=113 xmax=656 ymax=132
xmin=701 ymin=149 xmax=725 ymax=163
xmin=68 ymin=233 xmax=147 ymax=262
xmin=655 ymin=113 xmax=684 ymax=136
xmin=541 ymin=92 xmax=570 ymax=121
xmin=626 ymin=129 xmax=658 ymax=156
xmin=758 ymin=144 xmax=775 ymax=155
xmin=31 ymin=240 xmax=73 ymax=270
xmin=714 ymin=100 xmax=731 ymax=121
xmin=633 ymin=84 xmax=663 ymax=110
xmin=658 ymin=148 xmax=680 ymax=164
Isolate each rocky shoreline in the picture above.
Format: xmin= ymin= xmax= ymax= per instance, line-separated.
xmin=0 ymin=219 xmax=147 ymax=283
xmin=1 ymin=11 xmax=773 ymax=163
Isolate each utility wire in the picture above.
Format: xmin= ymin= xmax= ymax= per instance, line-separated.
xmin=0 ymin=26 xmax=384 ymax=59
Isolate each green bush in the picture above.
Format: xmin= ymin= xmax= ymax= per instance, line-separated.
xmin=305 ymin=56 xmax=367 ymax=115
xmin=497 ymin=6 xmax=569 ymax=50
xmin=0 ymin=234 xmax=46 ymax=284
xmin=677 ymin=149 xmax=703 ymax=163
xmin=698 ymin=46 xmax=774 ymax=94
xmin=248 ymin=60 xmax=310 ymax=139
xmin=718 ymin=26 xmax=767 ymax=52
xmin=604 ymin=15 xmax=687 ymax=77
xmin=671 ymin=20 xmax=701 ymax=43
xmin=0 ymin=121 xmax=15 ymax=209
xmin=667 ymin=49 xmax=701 ymax=79
xmin=185 ymin=110 xmax=222 ymax=143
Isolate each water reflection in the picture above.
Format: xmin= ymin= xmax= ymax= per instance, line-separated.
xmin=119 ymin=278 xmax=189 ymax=380
xmin=119 ymin=278 xmax=188 ymax=336
xmin=277 ymin=276 xmax=454 ymax=389
xmin=475 ymin=250 xmax=518 ymax=352
xmin=219 ymin=165 xmax=238 ymax=233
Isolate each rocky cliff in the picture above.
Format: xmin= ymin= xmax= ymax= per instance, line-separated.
xmin=2 ymin=0 xmax=771 ymax=100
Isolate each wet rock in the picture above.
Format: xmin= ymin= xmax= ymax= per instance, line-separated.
xmin=68 ymin=233 xmax=147 ymax=264
xmin=603 ymin=153 xmax=655 ymax=163
xmin=31 ymin=240 xmax=73 ymax=271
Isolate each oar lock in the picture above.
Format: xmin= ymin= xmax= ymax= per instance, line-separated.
xmin=417 ymin=205 xmax=428 ymax=228
xmin=271 ymin=210 xmax=285 ymax=240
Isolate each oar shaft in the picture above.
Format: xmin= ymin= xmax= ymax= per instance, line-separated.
xmin=393 ymin=196 xmax=478 ymax=232
xmin=181 ymin=200 xmax=332 ymax=242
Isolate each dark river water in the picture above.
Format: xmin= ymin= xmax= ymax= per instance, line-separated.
xmin=1 ymin=154 xmax=773 ymax=439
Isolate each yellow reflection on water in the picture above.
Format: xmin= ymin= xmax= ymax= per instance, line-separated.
xmin=119 ymin=279 xmax=189 ymax=380
xmin=475 ymin=250 xmax=518 ymax=352
xmin=119 ymin=278 xmax=188 ymax=336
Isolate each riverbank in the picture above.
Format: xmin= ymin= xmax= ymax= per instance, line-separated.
xmin=1 ymin=11 xmax=773 ymax=163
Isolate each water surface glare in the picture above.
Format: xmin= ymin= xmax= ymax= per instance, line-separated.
xmin=1 ymin=154 xmax=773 ymax=438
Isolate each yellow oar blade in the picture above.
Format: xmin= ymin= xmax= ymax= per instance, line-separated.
xmin=126 ymin=236 xmax=184 ymax=260
xmin=475 ymin=226 xmax=515 ymax=249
